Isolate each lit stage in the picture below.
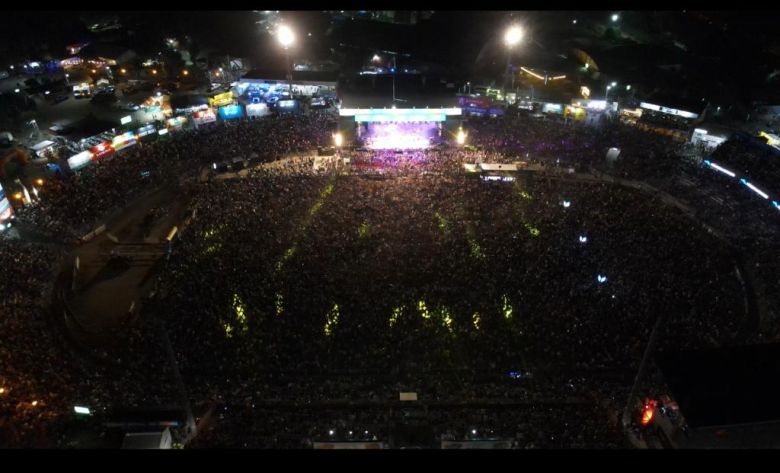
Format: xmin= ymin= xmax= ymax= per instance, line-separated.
xmin=339 ymin=107 xmax=462 ymax=150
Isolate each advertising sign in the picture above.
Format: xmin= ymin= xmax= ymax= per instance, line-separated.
xmin=245 ymin=103 xmax=270 ymax=117
xmin=90 ymin=141 xmax=114 ymax=159
xmin=111 ymin=131 xmax=136 ymax=151
xmin=218 ymin=104 xmax=244 ymax=120
xmin=67 ymin=150 xmax=94 ymax=171
xmin=193 ymin=109 xmax=217 ymax=124
xmin=137 ymin=124 xmax=157 ymax=138
xmin=209 ymin=91 xmax=234 ymax=108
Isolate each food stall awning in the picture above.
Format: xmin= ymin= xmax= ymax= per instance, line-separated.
xmin=31 ymin=140 xmax=55 ymax=152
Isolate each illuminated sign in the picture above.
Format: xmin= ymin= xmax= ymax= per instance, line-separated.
xmin=137 ymin=125 xmax=156 ymax=138
xmin=193 ymin=109 xmax=217 ymax=124
xmin=245 ymin=103 xmax=270 ymax=117
xmin=340 ymin=108 xmax=461 ymax=123
xmin=0 ymin=184 xmax=12 ymax=223
xmin=67 ymin=150 xmax=94 ymax=171
xmin=480 ymin=175 xmax=515 ymax=182
xmin=218 ymin=104 xmax=244 ymax=120
xmin=165 ymin=116 xmax=187 ymax=128
xmin=209 ymin=91 xmax=234 ymax=108
xmin=120 ymin=115 xmax=132 ymax=125
xmin=111 ymin=131 xmax=136 ymax=151
xmin=277 ymin=100 xmax=297 ymax=108
xmin=586 ymin=100 xmax=607 ymax=110
xmin=640 ymin=102 xmax=698 ymax=119
xmin=90 ymin=141 xmax=114 ymax=159
xmin=758 ymin=131 xmax=780 ymax=148
xmin=355 ymin=112 xmax=446 ymax=123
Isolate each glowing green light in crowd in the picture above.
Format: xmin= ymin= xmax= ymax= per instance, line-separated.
xmin=204 ymin=243 xmax=222 ymax=255
xmin=310 ymin=183 xmax=336 ymax=217
xmin=418 ymin=300 xmax=431 ymax=319
xmin=472 ymin=312 xmax=481 ymax=330
xmin=389 ymin=306 xmax=403 ymax=327
xmin=517 ymin=189 xmax=532 ymax=201
xmin=324 ymin=303 xmax=340 ymax=336
xmin=309 ymin=200 xmax=325 ymax=216
xmin=358 ymin=221 xmax=371 ymax=238
xmin=232 ymin=293 xmax=248 ymax=332
xmin=203 ymin=223 xmax=226 ymax=240
xmin=434 ymin=211 xmax=450 ymax=235
xmin=223 ymin=323 xmax=234 ymax=338
xmin=466 ymin=227 xmax=485 ymax=260
xmin=276 ymin=245 xmax=297 ymax=272
xmin=275 ymin=293 xmax=284 ymax=317
xmin=439 ymin=307 xmax=454 ymax=332
xmin=524 ymin=223 xmax=540 ymax=237
xmin=502 ymin=295 xmax=513 ymax=320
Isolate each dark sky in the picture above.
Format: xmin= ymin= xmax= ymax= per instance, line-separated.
xmin=1 ymin=11 xmax=778 ymax=105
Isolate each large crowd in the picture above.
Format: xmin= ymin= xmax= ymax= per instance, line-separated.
xmin=2 ymin=109 xmax=778 ymax=448
xmin=15 ymin=113 xmax=336 ymax=240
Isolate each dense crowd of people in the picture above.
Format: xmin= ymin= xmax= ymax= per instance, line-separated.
xmin=2 ymin=109 xmax=778 ymax=448
xmin=15 ymin=113 xmax=336 ymax=240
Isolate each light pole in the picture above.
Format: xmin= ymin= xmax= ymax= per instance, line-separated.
xmin=392 ymin=54 xmax=397 ymax=105
xmin=605 ymin=81 xmax=617 ymax=101
xmin=277 ymin=24 xmax=295 ymax=99
xmin=503 ymin=25 xmax=523 ymax=102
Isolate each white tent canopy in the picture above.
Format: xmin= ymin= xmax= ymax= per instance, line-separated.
xmin=31 ymin=140 xmax=55 ymax=152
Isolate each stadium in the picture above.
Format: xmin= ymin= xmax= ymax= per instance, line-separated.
xmin=2 ymin=10 xmax=780 ymax=450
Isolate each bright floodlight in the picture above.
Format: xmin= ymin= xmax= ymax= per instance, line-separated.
xmin=504 ymin=25 xmax=523 ymax=47
xmin=612 ymin=14 xmax=619 ymax=22
xmin=456 ymin=128 xmax=467 ymax=146
xmin=372 ymin=54 xmax=381 ymax=62
xmin=277 ymin=25 xmax=295 ymax=48
xmin=333 ymin=132 xmax=343 ymax=147
xmin=611 ymin=81 xmax=617 ymax=87
xmin=74 ymin=406 xmax=91 ymax=415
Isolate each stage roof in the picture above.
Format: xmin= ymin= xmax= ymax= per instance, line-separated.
xmin=339 ymin=107 xmax=461 ymax=123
